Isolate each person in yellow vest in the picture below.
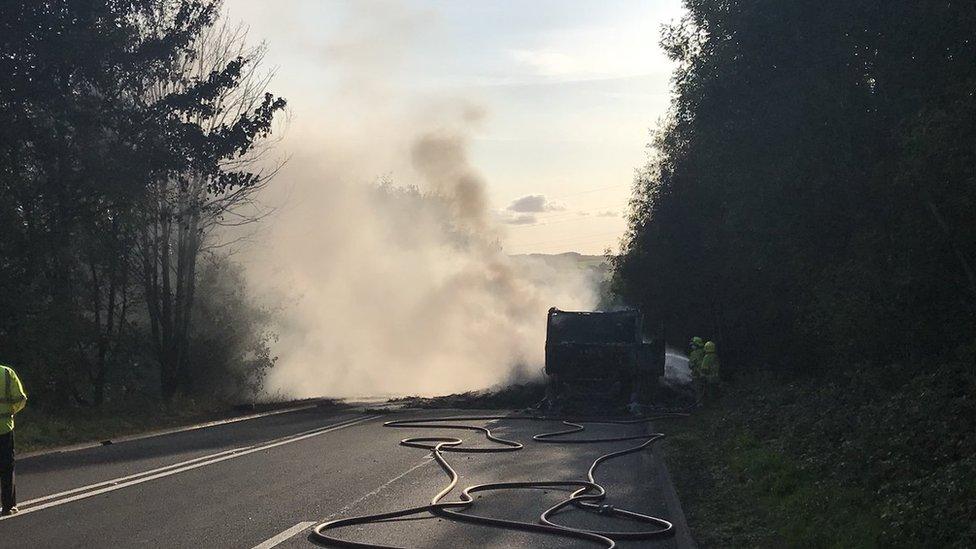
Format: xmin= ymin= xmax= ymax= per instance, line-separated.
xmin=699 ymin=342 xmax=721 ymax=400
xmin=0 ymin=364 xmax=27 ymax=516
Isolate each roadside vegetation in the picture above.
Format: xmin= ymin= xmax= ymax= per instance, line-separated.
xmin=612 ymin=2 xmax=976 ymax=547
xmin=18 ymin=398 xmax=253 ymax=453
xmin=0 ymin=1 xmax=284 ymax=440
xmin=663 ymin=355 xmax=975 ymax=548
xmin=18 ymin=397 xmax=339 ymax=454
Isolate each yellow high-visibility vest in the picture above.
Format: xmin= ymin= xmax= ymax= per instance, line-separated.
xmin=0 ymin=365 xmax=27 ymax=434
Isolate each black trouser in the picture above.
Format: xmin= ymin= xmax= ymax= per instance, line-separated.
xmin=0 ymin=430 xmax=14 ymax=511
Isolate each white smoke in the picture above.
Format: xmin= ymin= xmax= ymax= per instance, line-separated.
xmin=240 ymin=2 xmax=600 ymax=398
xmin=663 ymin=347 xmax=693 ymax=387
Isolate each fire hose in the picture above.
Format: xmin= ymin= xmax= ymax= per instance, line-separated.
xmin=310 ymin=414 xmax=686 ymax=548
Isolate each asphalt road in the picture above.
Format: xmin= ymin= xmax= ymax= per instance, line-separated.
xmin=0 ymin=405 xmax=695 ymax=548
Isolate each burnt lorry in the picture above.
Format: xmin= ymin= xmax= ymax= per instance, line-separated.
xmin=544 ymin=307 xmax=664 ymax=413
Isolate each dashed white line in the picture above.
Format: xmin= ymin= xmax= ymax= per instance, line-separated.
xmin=251 ymin=521 xmax=317 ymax=549
xmin=325 ymin=457 xmax=433 ymax=520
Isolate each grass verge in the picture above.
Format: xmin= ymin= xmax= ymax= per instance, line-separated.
xmin=16 ymin=397 xmax=337 ymax=454
xmin=663 ymin=399 xmax=882 ymax=548
xmin=662 ymin=356 xmax=975 ymax=548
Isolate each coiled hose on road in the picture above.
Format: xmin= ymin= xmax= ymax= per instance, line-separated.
xmin=310 ymin=414 xmax=686 ymax=548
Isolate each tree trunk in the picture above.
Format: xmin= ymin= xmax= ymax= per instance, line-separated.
xmin=142 ymin=177 xmax=204 ymax=400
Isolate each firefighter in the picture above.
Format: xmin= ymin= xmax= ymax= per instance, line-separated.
xmin=0 ymin=364 xmax=27 ymax=516
xmin=700 ymin=341 xmax=721 ymax=399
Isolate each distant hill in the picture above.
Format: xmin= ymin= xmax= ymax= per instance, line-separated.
xmin=508 ymin=252 xmax=608 ymax=270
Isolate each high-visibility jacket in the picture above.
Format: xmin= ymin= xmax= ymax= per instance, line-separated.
xmin=700 ymin=344 xmax=720 ymax=383
xmin=0 ymin=365 xmax=27 ymax=434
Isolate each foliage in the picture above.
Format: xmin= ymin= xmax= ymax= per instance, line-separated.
xmin=615 ymin=2 xmax=976 ymax=545
xmin=16 ymin=394 xmax=338 ymax=453
xmin=613 ymin=1 xmax=976 ymax=373
xmin=15 ymin=396 xmax=231 ymax=453
xmin=189 ymin=255 xmax=277 ymax=400
xmin=0 ymin=0 xmax=285 ymax=408
xmin=131 ymin=3 xmax=286 ymax=400
xmin=664 ymin=353 xmax=975 ymax=547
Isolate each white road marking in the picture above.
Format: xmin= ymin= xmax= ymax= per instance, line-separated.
xmin=324 ymin=457 xmax=433 ymax=520
xmin=21 ymin=402 xmax=324 ymax=460
xmin=1 ymin=414 xmax=380 ymax=521
xmin=251 ymin=521 xmax=316 ymax=549
xmin=19 ymin=446 xmax=250 ymax=507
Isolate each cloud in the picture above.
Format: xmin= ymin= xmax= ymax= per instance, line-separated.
xmin=507 ymin=194 xmax=564 ymax=213
xmin=510 ymin=49 xmax=580 ymax=78
xmin=503 ymin=213 xmax=538 ymax=225
xmin=507 ymin=25 xmax=673 ymax=83
xmin=596 ymin=210 xmax=619 ymax=217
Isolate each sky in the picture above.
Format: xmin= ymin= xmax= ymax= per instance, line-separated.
xmin=226 ymin=0 xmax=683 ymax=255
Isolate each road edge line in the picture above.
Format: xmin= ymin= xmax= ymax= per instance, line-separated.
xmin=18 ymin=445 xmax=254 ymax=507
xmin=3 ymin=415 xmax=380 ymax=521
xmin=21 ymin=402 xmax=329 ymax=460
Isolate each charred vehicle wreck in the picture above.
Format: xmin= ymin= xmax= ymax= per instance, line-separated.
xmin=544 ymin=307 xmax=665 ymax=414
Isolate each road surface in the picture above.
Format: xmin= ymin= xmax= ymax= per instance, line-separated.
xmin=0 ymin=405 xmax=694 ymax=548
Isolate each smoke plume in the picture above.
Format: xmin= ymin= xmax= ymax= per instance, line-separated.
xmin=241 ymin=2 xmax=599 ymax=398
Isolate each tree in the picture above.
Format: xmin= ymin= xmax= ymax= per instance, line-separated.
xmin=614 ymin=0 xmax=976 ymax=374
xmin=0 ymin=0 xmax=285 ymax=405
xmin=0 ymin=0 xmax=212 ymax=404
xmin=134 ymin=5 xmax=286 ymax=398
